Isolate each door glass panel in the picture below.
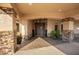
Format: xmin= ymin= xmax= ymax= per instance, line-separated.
xmin=33 ymin=19 xmax=47 ymax=36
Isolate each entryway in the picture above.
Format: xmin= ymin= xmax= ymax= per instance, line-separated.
xmin=32 ymin=18 xmax=47 ymax=37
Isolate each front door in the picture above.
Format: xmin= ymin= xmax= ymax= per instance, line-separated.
xmin=35 ymin=23 xmax=45 ymax=36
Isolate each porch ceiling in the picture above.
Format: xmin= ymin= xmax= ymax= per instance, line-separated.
xmin=1 ymin=3 xmax=79 ymax=19
xmin=14 ymin=4 xmax=79 ymax=14
xmin=12 ymin=3 xmax=79 ymax=19
xmin=0 ymin=3 xmax=12 ymax=8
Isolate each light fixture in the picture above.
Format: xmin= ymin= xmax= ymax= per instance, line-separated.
xmin=77 ymin=28 xmax=79 ymax=30
xmin=28 ymin=3 xmax=32 ymax=6
xmin=58 ymin=9 xmax=62 ymax=12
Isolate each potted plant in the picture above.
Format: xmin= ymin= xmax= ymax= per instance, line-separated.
xmin=16 ymin=32 xmax=22 ymax=44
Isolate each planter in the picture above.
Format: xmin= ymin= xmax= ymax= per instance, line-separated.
xmin=17 ymin=36 xmax=22 ymax=44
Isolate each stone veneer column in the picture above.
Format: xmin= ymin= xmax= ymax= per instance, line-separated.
xmin=69 ymin=20 xmax=74 ymax=42
xmin=0 ymin=13 xmax=16 ymax=54
xmin=62 ymin=17 xmax=74 ymax=41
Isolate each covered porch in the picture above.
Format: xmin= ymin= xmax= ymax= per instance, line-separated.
xmin=0 ymin=3 xmax=79 ymax=55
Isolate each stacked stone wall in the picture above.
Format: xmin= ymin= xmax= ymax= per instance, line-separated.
xmin=0 ymin=31 xmax=14 ymax=55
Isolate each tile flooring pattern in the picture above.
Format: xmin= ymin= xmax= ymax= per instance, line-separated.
xmin=15 ymin=37 xmax=65 ymax=55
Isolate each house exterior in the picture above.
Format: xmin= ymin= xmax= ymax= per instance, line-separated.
xmin=0 ymin=3 xmax=79 ymax=55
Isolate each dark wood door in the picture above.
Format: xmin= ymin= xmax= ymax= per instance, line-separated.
xmin=35 ymin=23 xmax=45 ymax=36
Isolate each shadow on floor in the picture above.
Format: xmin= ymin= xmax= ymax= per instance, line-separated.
xmin=43 ymin=37 xmax=69 ymax=45
xmin=43 ymin=37 xmax=79 ymax=55
xmin=73 ymin=37 xmax=79 ymax=42
xmin=15 ymin=37 xmax=38 ymax=52
xmin=16 ymin=36 xmax=79 ymax=55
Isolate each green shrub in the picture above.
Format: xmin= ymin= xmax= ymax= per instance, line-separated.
xmin=49 ymin=30 xmax=60 ymax=38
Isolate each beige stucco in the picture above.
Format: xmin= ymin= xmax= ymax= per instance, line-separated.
xmin=63 ymin=21 xmax=69 ymax=30
xmin=62 ymin=21 xmax=74 ymax=31
xmin=47 ymin=19 xmax=56 ymax=35
xmin=19 ymin=19 xmax=33 ymax=37
xmin=74 ymin=21 xmax=79 ymax=34
xmin=27 ymin=20 xmax=33 ymax=35
xmin=0 ymin=14 xmax=13 ymax=31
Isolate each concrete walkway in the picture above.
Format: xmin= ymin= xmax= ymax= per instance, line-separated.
xmin=15 ymin=37 xmax=65 ymax=55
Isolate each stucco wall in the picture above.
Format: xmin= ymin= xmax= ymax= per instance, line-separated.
xmin=0 ymin=13 xmax=15 ymax=55
xmin=62 ymin=21 xmax=74 ymax=31
xmin=74 ymin=21 xmax=79 ymax=34
xmin=63 ymin=21 xmax=69 ymax=30
xmin=47 ymin=19 xmax=56 ymax=36
xmin=25 ymin=20 xmax=29 ymax=36
xmin=19 ymin=19 xmax=33 ymax=36
xmin=27 ymin=20 xmax=33 ymax=35
xmin=0 ymin=14 xmax=13 ymax=31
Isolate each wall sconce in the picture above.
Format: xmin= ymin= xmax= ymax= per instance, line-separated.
xmin=77 ymin=28 xmax=79 ymax=30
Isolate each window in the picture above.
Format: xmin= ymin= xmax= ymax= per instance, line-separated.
xmin=16 ymin=23 xmax=19 ymax=32
xmin=55 ymin=25 xmax=58 ymax=31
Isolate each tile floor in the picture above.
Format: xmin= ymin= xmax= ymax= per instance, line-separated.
xmin=15 ymin=37 xmax=65 ymax=55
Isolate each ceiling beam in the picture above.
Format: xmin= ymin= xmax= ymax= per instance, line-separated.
xmin=11 ymin=3 xmax=22 ymax=17
xmin=0 ymin=6 xmax=16 ymax=14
